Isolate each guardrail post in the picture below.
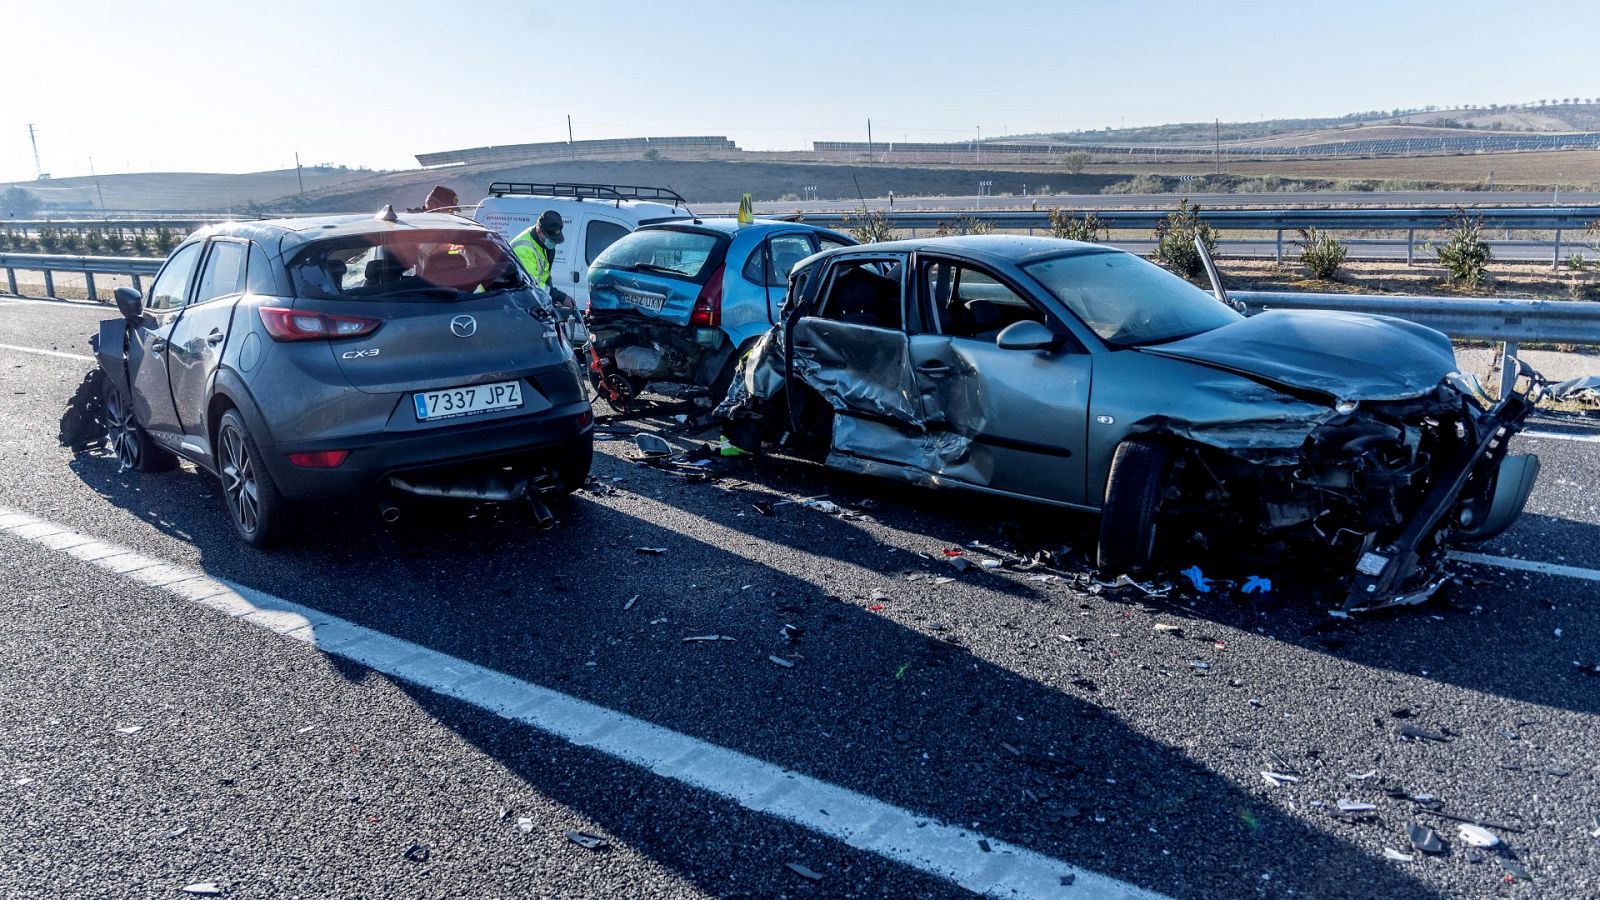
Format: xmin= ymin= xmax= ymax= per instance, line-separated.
xmin=43 ymin=270 xmax=55 ymax=299
xmin=85 ymin=272 xmax=97 ymax=302
xmin=1553 ymin=229 xmax=1562 ymax=270
xmin=1274 ymin=229 xmax=1282 ymax=264
xmin=4 ymin=268 xmax=15 ymax=296
xmin=132 ymin=274 xmax=142 ymax=292
xmin=1499 ymin=341 xmax=1519 ymax=400
xmin=1406 ymin=229 xmax=1415 ymax=266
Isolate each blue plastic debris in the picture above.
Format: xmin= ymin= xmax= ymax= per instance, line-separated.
xmin=1242 ymin=575 xmax=1273 ymax=594
xmin=1180 ymin=565 xmax=1212 ymax=593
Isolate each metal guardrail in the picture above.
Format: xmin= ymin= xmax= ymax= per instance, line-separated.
xmin=0 ymin=252 xmax=164 ymax=302
xmin=792 ymin=206 xmax=1600 ymax=266
xmin=1233 ymin=291 xmax=1600 ymax=344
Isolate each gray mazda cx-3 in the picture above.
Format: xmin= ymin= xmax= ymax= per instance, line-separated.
xmin=94 ymin=208 xmax=594 ymax=546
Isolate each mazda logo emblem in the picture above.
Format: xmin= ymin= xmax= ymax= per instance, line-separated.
xmin=450 ymin=315 xmax=477 ymax=338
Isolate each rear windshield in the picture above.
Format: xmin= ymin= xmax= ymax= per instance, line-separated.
xmin=289 ymin=230 xmax=528 ymax=301
xmin=590 ymin=227 xmax=726 ymax=283
xmin=1022 ymin=250 xmax=1241 ymax=346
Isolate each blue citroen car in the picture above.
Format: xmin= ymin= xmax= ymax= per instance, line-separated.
xmin=585 ymin=218 xmax=854 ymax=404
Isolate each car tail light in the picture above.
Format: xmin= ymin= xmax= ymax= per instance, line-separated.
xmin=689 ymin=265 xmax=724 ymax=327
xmin=259 ymin=306 xmax=381 ymax=341
xmin=287 ymin=450 xmax=350 ymax=468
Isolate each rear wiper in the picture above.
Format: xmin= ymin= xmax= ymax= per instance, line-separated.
xmin=625 ymin=262 xmax=685 ymax=277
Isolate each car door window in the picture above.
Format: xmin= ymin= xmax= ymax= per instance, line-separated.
xmin=192 ymin=241 xmax=247 ymax=305
xmin=817 ymin=234 xmax=852 ymax=252
xmin=815 ymin=258 xmax=904 ymax=329
xmin=766 ymin=234 xmax=816 ymax=287
xmin=584 ymin=219 xmax=629 ymax=265
xmin=146 ymin=243 xmax=203 ymax=311
xmin=923 ymin=261 xmax=1045 ymax=342
xmin=740 ymin=240 xmax=771 ymax=285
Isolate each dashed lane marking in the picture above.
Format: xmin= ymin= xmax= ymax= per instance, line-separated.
xmin=1450 ymin=551 xmax=1600 ymax=584
xmin=0 ymin=342 xmax=94 ymax=362
xmin=1522 ymin=430 xmax=1600 ymax=444
xmin=0 ymin=503 xmax=1166 ymax=900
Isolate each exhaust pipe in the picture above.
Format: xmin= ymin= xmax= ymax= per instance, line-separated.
xmin=378 ymin=500 xmax=401 ymax=524
xmin=525 ymin=494 xmax=556 ymax=530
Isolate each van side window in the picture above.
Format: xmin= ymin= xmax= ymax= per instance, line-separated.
xmin=585 ymin=220 xmax=629 ymax=265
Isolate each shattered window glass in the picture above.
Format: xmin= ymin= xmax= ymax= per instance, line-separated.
xmin=816 ymin=259 xmax=903 ymax=330
xmin=1023 ymin=250 xmax=1240 ymax=346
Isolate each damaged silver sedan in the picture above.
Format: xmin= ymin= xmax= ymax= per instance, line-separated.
xmin=717 ymin=236 xmax=1542 ymax=611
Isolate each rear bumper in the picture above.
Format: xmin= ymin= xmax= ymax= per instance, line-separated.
xmin=263 ymin=401 xmax=593 ymax=500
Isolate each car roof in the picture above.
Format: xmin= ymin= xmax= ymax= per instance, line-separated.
xmin=827 ymin=234 xmax=1116 ymax=265
xmin=196 ymin=211 xmax=491 ymax=253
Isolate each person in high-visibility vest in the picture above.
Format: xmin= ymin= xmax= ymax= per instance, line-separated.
xmin=510 ymin=210 xmax=572 ymax=306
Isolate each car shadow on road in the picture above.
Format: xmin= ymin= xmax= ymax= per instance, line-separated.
xmin=62 ymin=445 xmax=1448 ymax=899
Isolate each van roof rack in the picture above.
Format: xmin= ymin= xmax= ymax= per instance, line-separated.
xmin=487 ymin=182 xmax=690 ymax=211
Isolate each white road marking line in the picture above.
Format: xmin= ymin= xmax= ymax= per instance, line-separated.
xmin=0 ymin=342 xmax=94 ymax=362
xmin=0 ymin=504 xmax=1165 ymax=900
xmin=1450 ymin=551 xmax=1600 ymax=584
xmin=1521 ymin=430 xmax=1600 ymax=444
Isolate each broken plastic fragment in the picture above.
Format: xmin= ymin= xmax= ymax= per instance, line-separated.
xmin=1398 ymin=723 xmax=1449 ymax=742
xmin=181 ymin=885 xmax=223 ymax=896
xmin=933 ymin=576 xmax=955 ymax=585
xmin=781 ymin=624 xmax=803 ymax=642
xmin=1456 ymin=824 xmax=1499 ymax=848
xmin=1337 ymin=800 xmax=1377 ymax=813
xmin=623 ymin=595 xmax=638 ymax=611
xmin=1348 ymin=770 xmax=1378 ymax=781
xmin=403 ymin=842 xmax=430 ymax=862
xmin=635 ymin=547 xmax=668 ymax=555
xmin=947 ymin=556 xmax=972 ymax=572
xmin=1261 ymin=771 xmax=1300 ymax=787
xmin=115 ymin=725 xmax=144 ymax=735
xmin=565 ymin=830 xmax=609 ymax=851
xmin=1241 ymin=575 xmax=1272 ymax=594
xmin=1179 ymin=565 xmax=1212 ymax=593
xmin=768 ymin=655 xmax=794 ymax=668
xmin=1499 ymin=857 xmax=1531 ymax=881
xmin=682 ymin=634 xmax=736 ymax=643
xmin=1407 ymin=822 xmax=1443 ymax=853
xmin=634 ymin=433 xmax=673 ymax=458
xmin=1382 ymin=848 xmax=1414 ymax=862
xmin=516 ymin=817 xmax=534 ymax=833
xmin=785 ymin=862 xmax=824 ymax=881
xmin=1152 ymin=623 xmax=1184 ymax=635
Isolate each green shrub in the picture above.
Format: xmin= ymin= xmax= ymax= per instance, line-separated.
xmin=935 ymin=216 xmax=994 ymax=236
xmin=1101 ymin=173 xmax=1167 ymax=195
xmin=1297 ymin=228 xmax=1347 ymax=279
xmin=1436 ymin=209 xmax=1492 ymax=288
xmin=1152 ymin=199 xmax=1219 ymax=278
xmin=1048 ymin=208 xmax=1107 ymax=243
xmin=843 ymin=209 xmax=895 ymax=243
xmin=154 ymin=227 xmax=181 ymax=253
xmin=1061 ymin=151 xmax=1090 ymax=174
xmin=1565 ymin=252 xmax=1587 ymax=273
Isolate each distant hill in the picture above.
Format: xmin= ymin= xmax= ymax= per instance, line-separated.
xmin=6 ymin=167 xmax=379 ymax=212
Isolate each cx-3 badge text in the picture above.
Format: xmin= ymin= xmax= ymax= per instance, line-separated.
xmin=341 ymin=348 xmax=380 ymax=359
xmin=450 ymin=315 xmax=477 ymax=338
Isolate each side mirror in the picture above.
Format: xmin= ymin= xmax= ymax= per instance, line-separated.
xmin=995 ymin=320 xmax=1059 ymax=351
xmin=113 ymin=286 xmax=143 ymax=322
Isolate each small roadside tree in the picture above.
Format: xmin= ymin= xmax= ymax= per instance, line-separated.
xmin=1436 ymin=208 xmax=1492 ymax=289
xmin=1048 ymin=208 xmax=1107 ymax=243
xmin=1152 ymin=199 xmax=1219 ymax=278
xmin=1061 ymin=151 xmax=1090 ymax=175
xmin=843 ymin=208 xmax=895 ymax=243
xmin=1296 ymin=228 xmax=1347 ymax=279
xmin=1 ymin=187 xmax=42 ymax=217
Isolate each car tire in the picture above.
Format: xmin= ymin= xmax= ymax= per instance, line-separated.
xmin=216 ymin=409 xmax=292 ymax=547
xmin=101 ymin=376 xmax=178 ymax=473
xmin=1096 ymin=439 xmax=1171 ymax=573
xmin=549 ymin=437 xmax=593 ymax=494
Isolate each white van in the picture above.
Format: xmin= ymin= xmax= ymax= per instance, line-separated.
xmin=472 ymin=183 xmax=693 ymax=309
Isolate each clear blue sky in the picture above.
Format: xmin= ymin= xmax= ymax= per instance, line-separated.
xmin=4 ymin=0 xmax=1594 ymax=181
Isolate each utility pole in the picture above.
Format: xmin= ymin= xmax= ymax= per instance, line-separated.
xmin=27 ymin=124 xmax=43 ymax=179
xmin=567 ymin=114 xmax=575 ymax=160
xmin=89 ymin=157 xmax=105 ymax=210
xmin=294 ymin=151 xmax=305 ymax=194
xmin=867 ymin=118 xmax=873 ymax=160
xmin=1214 ymin=119 xmax=1221 ymax=175
xmin=975 ymin=126 xmax=981 ymax=164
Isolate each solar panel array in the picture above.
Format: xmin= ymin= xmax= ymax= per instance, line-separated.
xmin=416 ymin=136 xmax=738 ymax=168
xmin=814 ymin=133 xmax=1600 ymax=158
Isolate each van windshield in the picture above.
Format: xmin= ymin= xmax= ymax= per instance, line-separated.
xmin=290 ymin=231 xmax=528 ymax=301
xmin=590 ymin=227 xmax=725 ymax=283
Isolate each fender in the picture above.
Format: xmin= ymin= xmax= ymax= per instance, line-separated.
xmin=207 ymin=366 xmax=277 ymax=455
xmin=94 ymin=318 xmax=132 ymax=396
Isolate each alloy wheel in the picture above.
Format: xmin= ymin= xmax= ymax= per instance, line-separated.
xmin=219 ymin=423 xmax=260 ymax=535
xmin=103 ymin=383 xmax=140 ymax=472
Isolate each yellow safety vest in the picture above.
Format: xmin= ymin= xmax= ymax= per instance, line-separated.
xmin=510 ymin=228 xmax=552 ymax=287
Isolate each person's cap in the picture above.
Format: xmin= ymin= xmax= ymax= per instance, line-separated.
xmin=538 ymin=210 xmax=565 ymax=243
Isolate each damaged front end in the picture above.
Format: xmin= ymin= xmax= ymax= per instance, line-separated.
xmin=587 ymin=311 xmax=735 ymax=406
xmin=1160 ymin=376 xmax=1540 ymax=612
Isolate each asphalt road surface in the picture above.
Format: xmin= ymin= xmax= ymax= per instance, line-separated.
xmin=1 ymin=294 xmax=1598 ymax=898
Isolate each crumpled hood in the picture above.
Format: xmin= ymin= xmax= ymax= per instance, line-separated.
xmin=1139 ymin=309 xmax=1458 ymax=401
